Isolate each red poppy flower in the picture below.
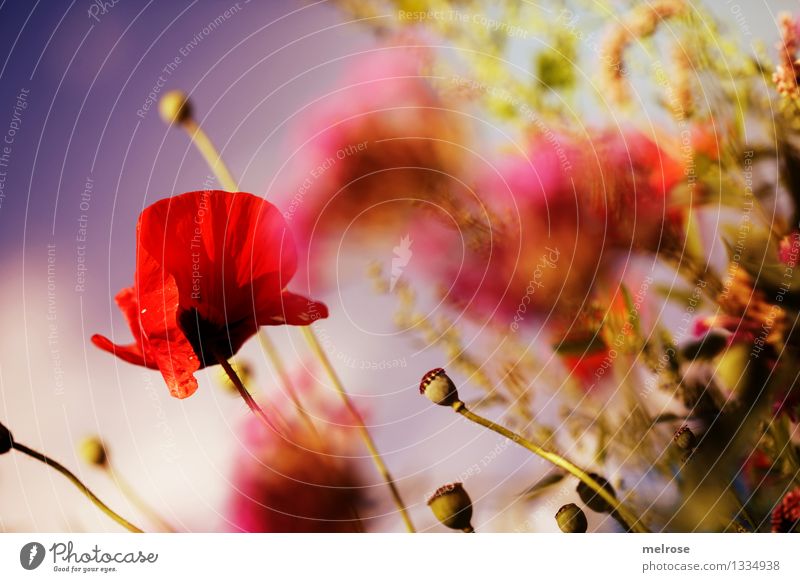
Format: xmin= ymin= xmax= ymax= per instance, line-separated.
xmin=92 ymin=190 xmax=328 ymax=399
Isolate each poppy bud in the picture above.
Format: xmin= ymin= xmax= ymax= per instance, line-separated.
xmin=78 ymin=437 xmax=108 ymax=467
xmin=0 ymin=421 xmax=13 ymax=454
xmin=673 ymin=425 xmax=697 ymax=451
xmin=556 ymin=503 xmax=588 ymax=533
xmin=576 ymin=473 xmax=616 ymax=513
xmin=427 ymin=482 xmax=473 ymax=532
xmin=159 ymin=90 xmax=193 ymax=125
xmin=419 ymin=368 xmax=459 ymax=406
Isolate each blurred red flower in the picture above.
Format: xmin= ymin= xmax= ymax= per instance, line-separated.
xmin=771 ymin=486 xmax=800 ymax=532
xmin=92 ymin=190 xmax=327 ymax=399
xmin=227 ymin=385 xmax=364 ymax=532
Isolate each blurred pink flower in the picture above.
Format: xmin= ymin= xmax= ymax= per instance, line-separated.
xmin=283 ymin=44 xmax=469 ymax=291
xmin=771 ymin=486 xmax=800 ymax=532
xmin=779 ymin=231 xmax=800 ymax=267
xmin=227 ymin=370 xmax=365 ymax=532
xmin=427 ymin=129 xmax=685 ymax=325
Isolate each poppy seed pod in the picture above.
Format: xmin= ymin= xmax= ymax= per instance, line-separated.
xmin=419 ymin=368 xmax=459 ymax=406
xmin=78 ymin=437 xmax=108 ymax=467
xmin=427 ymin=482 xmax=473 ymax=531
xmin=556 ymin=503 xmax=588 ymax=533
xmin=576 ymin=473 xmax=616 ymax=513
xmin=673 ymin=425 xmax=697 ymax=451
xmin=0 ymin=421 xmax=13 ymax=454
xmin=158 ymin=90 xmax=193 ymax=125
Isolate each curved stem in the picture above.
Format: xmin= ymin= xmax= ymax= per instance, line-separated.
xmin=12 ymin=442 xmax=143 ymax=533
xmin=181 ymin=119 xmax=237 ymax=192
xmin=453 ymin=401 xmax=650 ymax=533
xmin=177 ymin=104 xmax=413 ymax=531
xmin=258 ymin=331 xmax=318 ymax=435
xmin=105 ymin=464 xmax=176 ymax=533
xmin=218 ymin=356 xmax=287 ymax=435
xmin=301 ymin=326 xmax=416 ymax=533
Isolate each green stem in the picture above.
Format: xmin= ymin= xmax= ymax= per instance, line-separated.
xmin=179 ymin=114 xmax=303 ymax=427
xmin=301 ymin=326 xmax=416 ymax=533
xmin=453 ymin=401 xmax=650 ymax=533
xmin=182 ymin=119 xmax=237 ymax=192
xmin=218 ymin=356 xmax=287 ymax=435
xmin=106 ymin=464 xmax=176 ymax=533
xmin=258 ymin=331 xmax=318 ymax=436
xmin=12 ymin=442 xmax=143 ymax=533
xmin=176 ymin=99 xmax=413 ymax=532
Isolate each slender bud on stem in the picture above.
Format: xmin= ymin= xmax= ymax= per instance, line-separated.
xmin=78 ymin=437 xmax=176 ymax=532
xmin=556 ymin=503 xmax=588 ymax=533
xmin=427 ymin=483 xmax=474 ymax=532
xmin=11 ymin=440 xmax=143 ymax=532
xmin=418 ymin=369 xmax=649 ymax=533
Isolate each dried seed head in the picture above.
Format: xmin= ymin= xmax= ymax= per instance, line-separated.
xmin=427 ymin=482 xmax=473 ymax=531
xmin=673 ymin=425 xmax=697 ymax=451
xmin=419 ymin=368 xmax=459 ymax=406
xmin=556 ymin=503 xmax=588 ymax=533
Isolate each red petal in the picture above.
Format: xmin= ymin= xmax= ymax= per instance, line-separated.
xmin=257 ymin=291 xmax=328 ymax=326
xmin=136 ymin=249 xmax=201 ymax=399
xmin=137 ymin=191 xmax=297 ymax=325
xmin=90 ymin=334 xmax=148 ymax=368
xmin=95 ymin=191 xmax=323 ymax=399
xmin=90 ymin=287 xmax=155 ymax=369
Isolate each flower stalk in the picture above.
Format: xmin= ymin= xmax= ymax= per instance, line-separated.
xmin=218 ymin=355 xmax=287 ymax=436
xmin=161 ymin=90 xmax=414 ymax=532
xmin=301 ymin=326 xmax=416 ymax=532
xmin=452 ymin=401 xmax=650 ymax=533
xmin=162 ymin=93 xmax=416 ymax=532
xmin=79 ymin=436 xmax=175 ymax=532
xmin=181 ymin=118 xmax=238 ymax=192
xmin=107 ymin=468 xmax=175 ymax=533
xmin=257 ymin=331 xmax=318 ymax=435
xmin=12 ymin=441 xmax=143 ymax=533
xmin=162 ymin=91 xmax=318 ymax=429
